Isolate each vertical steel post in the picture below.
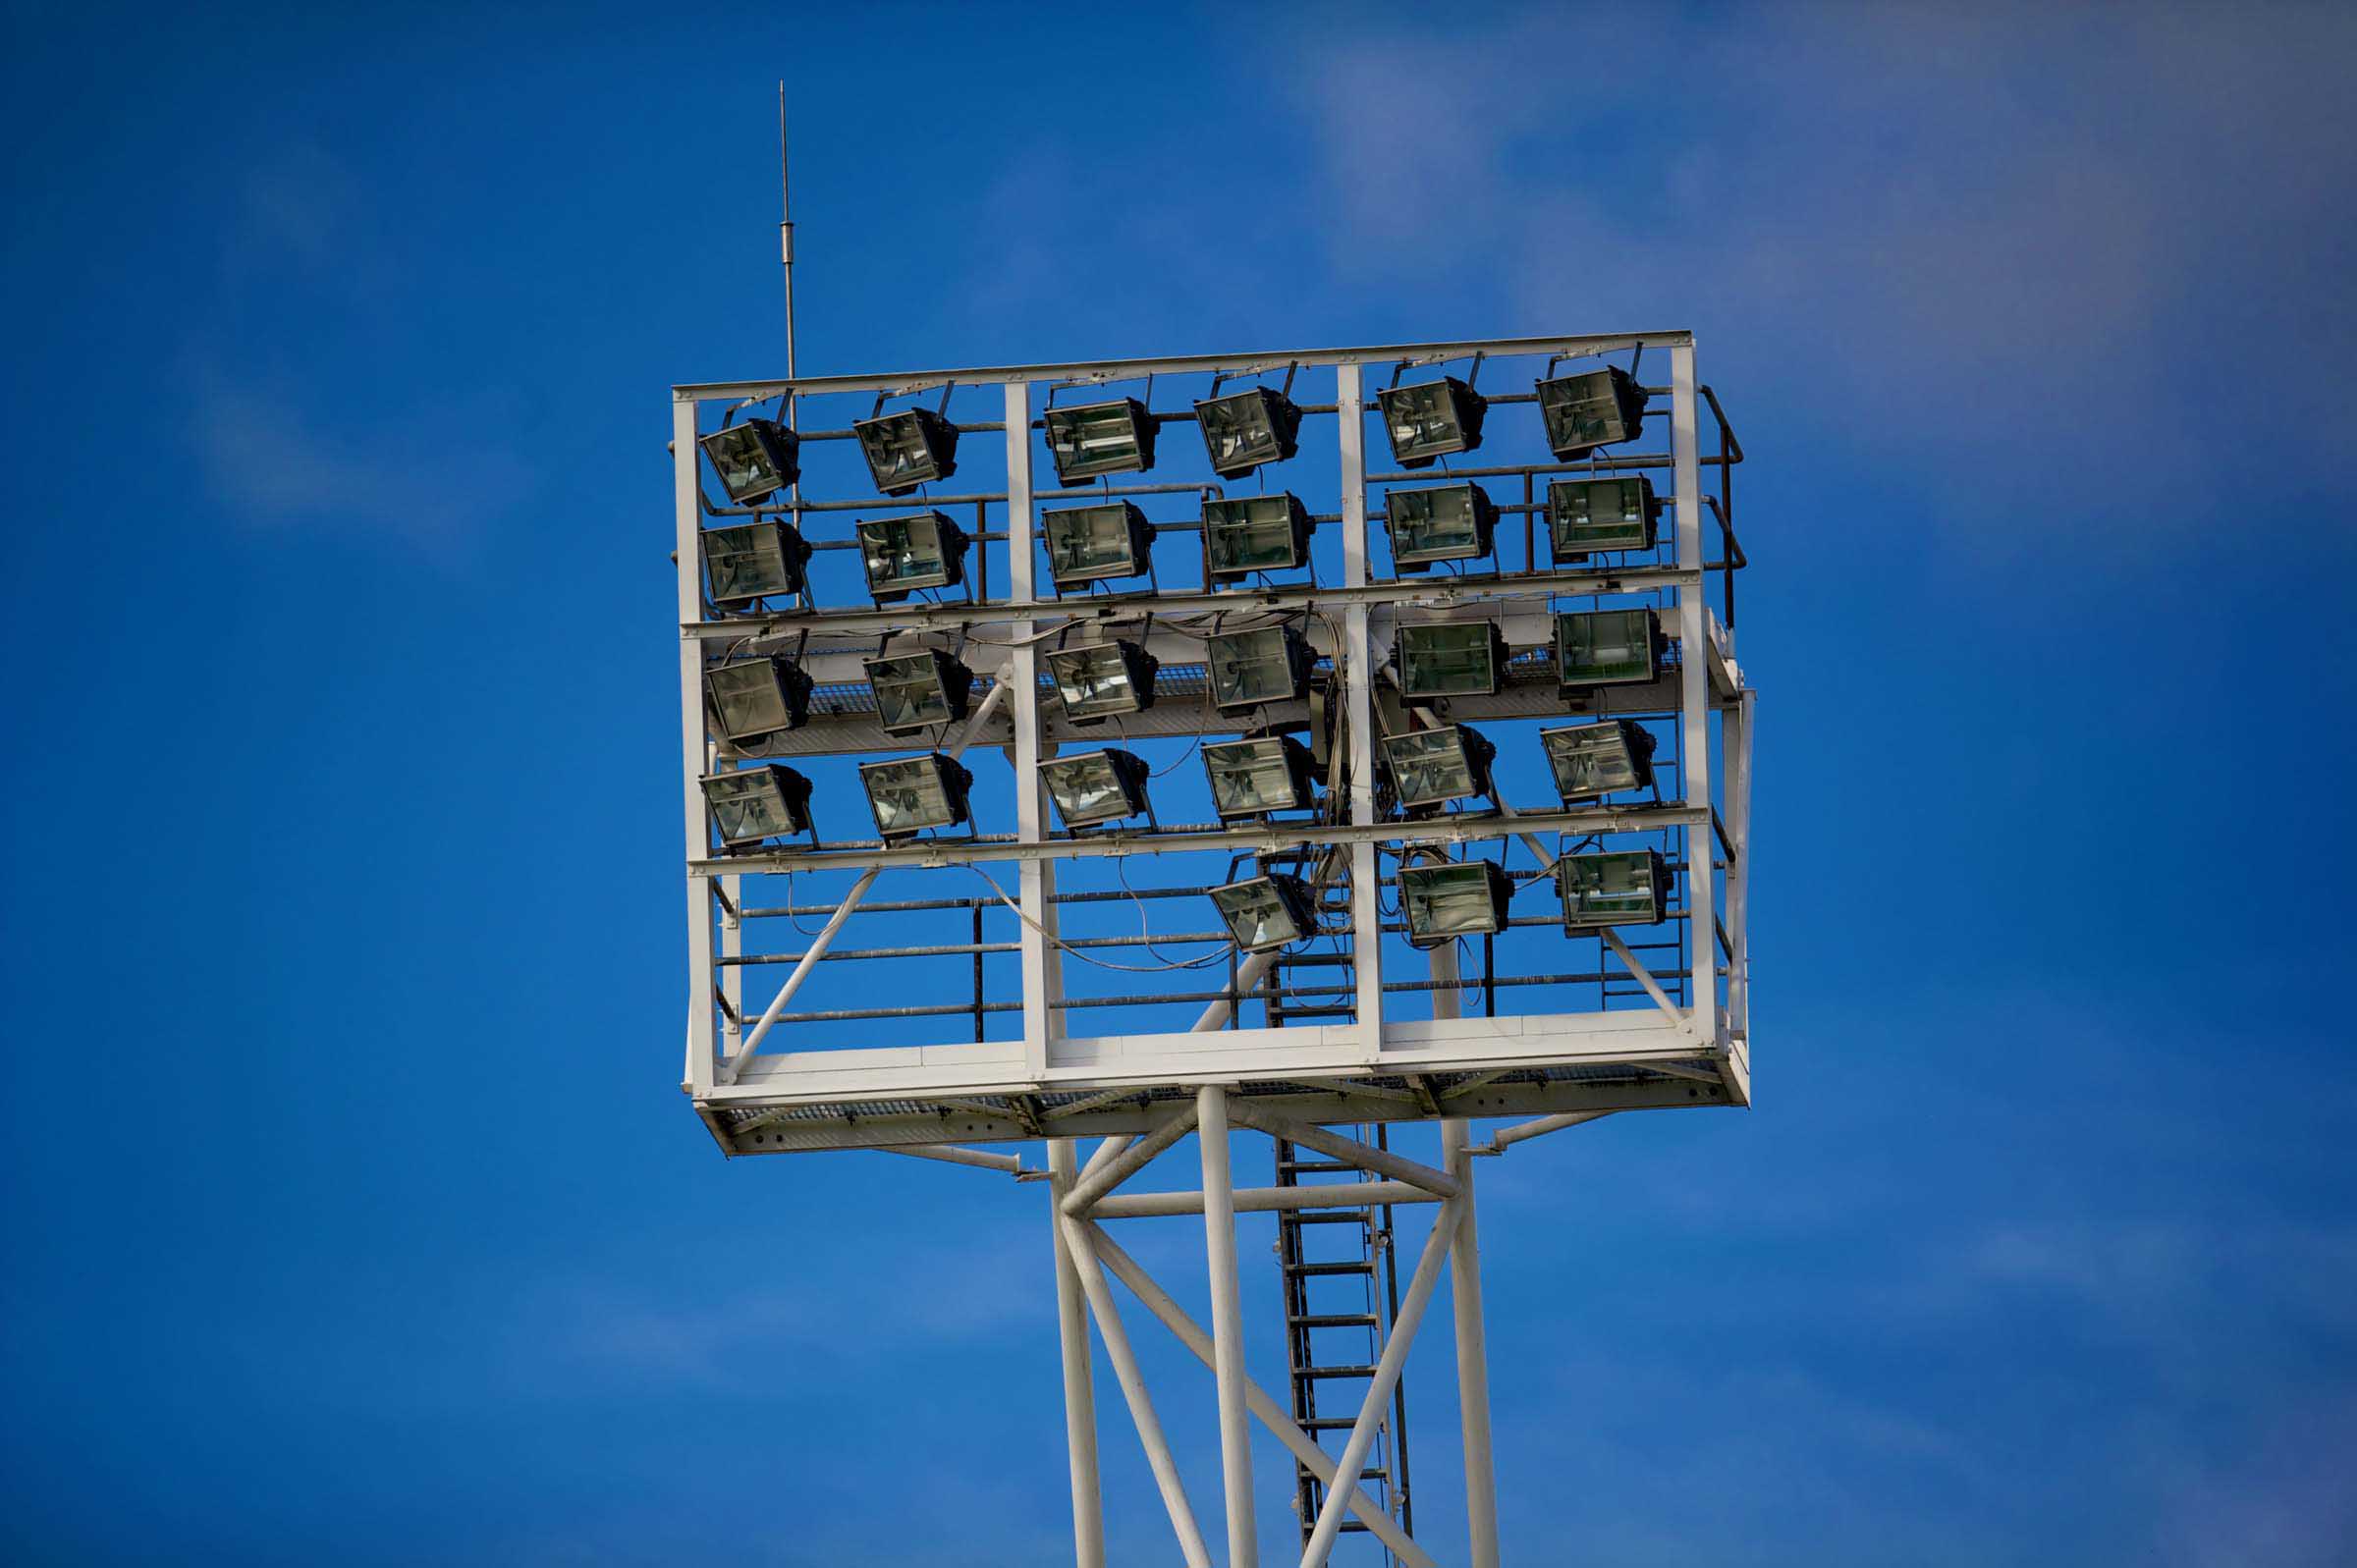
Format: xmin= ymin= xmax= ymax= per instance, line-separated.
xmin=1335 ymin=363 xmax=1385 ymax=1060
xmin=1440 ymin=1119 xmax=1501 ymax=1568
xmin=1198 ymin=1087 xmax=1256 ymax=1567
xmin=1671 ymin=344 xmax=1718 ymax=1047
xmin=1008 ymin=380 xmax=1063 ymax=1075
xmin=1049 ymin=1140 xmax=1106 ymax=1568
xmin=675 ymin=395 xmax=718 ymax=1096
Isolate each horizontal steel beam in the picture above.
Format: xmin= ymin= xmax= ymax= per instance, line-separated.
xmin=1090 ymin=1180 xmax=1438 ymax=1218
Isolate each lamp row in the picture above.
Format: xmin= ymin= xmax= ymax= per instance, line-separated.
xmin=698 ymin=365 xmax=1650 ymax=507
xmin=1215 ymin=847 xmax=1672 ymax=952
xmin=701 ymin=472 xmax=1663 ymax=608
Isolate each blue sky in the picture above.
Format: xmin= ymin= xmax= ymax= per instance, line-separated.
xmin=4 ymin=2 xmax=2355 ymax=1563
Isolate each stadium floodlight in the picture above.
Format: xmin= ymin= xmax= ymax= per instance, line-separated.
xmin=1043 ymin=640 xmax=1159 ymax=723
xmin=1558 ymin=848 xmax=1670 ymax=928
xmin=1548 ymin=476 xmax=1660 ymax=561
xmin=1043 ymin=501 xmax=1153 ymax=592
xmin=1203 ymin=493 xmax=1314 ymax=581
xmin=1195 ymin=386 xmax=1302 ymax=478
xmin=857 ymin=511 xmax=968 ymax=602
xmin=854 ymin=407 xmax=959 ymax=495
xmin=1381 ymin=724 xmax=1497 ymax=813
xmin=704 ymin=655 xmax=814 ymax=741
xmin=1040 ymin=748 xmax=1152 ymax=830
xmin=1398 ymin=860 xmax=1514 ymax=948
xmin=859 ymin=753 xmax=975 ymax=840
xmin=1202 ymin=735 xmax=1318 ymax=820
xmin=1044 ymin=397 xmax=1157 ymax=485
xmin=1540 ymin=720 xmax=1656 ymax=801
xmin=700 ymin=518 xmax=813 ymax=606
xmin=1386 ymin=482 xmax=1498 ymax=571
xmin=1395 ymin=622 xmax=1509 ymax=701
xmin=698 ymin=418 xmax=799 ymax=504
xmin=1555 ymin=608 xmax=1664 ymax=688
xmin=1210 ymin=873 xmax=1319 ymax=951
xmin=1206 ymin=624 xmax=1312 ymax=710
xmin=1377 ymin=376 xmax=1487 ymax=468
xmin=863 ymin=649 xmax=974 ymax=737
xmin=701 ymin=764 xmax=816 ymax=847
xmin=1535 ymin=365 xmax=1649 ymax=459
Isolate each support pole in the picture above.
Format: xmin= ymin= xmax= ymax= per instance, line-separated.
xmin=1048 ymin=1141 xmax=1105 ymax=1568
xmin=1442 ymin=1120 xmax=1501 ymax=1568
xmin=1198 ymin=1087 xmax=1256 ymax=1568
xmin=1059 ymin=1213 xmax=1215 ymax=1568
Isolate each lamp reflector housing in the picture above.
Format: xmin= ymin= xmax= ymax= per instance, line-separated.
xmin=1555 ymin=608 xmax=1664 ymax=688
xmin=857 ymin=511 xmax=968 ymax=602
xmin=1202 ymin=735 xmax=1318 ymax=820
xmin=1203 ymin=493 xmax=1314 ymax=581
xmin=1381 ymin=724 xmax=1497 ymax=812
xmin=859 ymin=753 xmax=975 ymax=840
xmin=1385 ymin=482 xmax=1498 ymax=571
xmin=854 ymin=407 xmax=959 ymax=495
xmin=1377 ymin=376 xmax=1487 ymax=468
xmin=1040 ymin=748 xmax=1152 ymax=830
xmin=701 ymin=765 xmax=815 ymax=846
xmin=1043 ymin=640 xmax=1159 ymax=724
xmin=1547 ymin=476 xmax=1660 ymax=561
xmin=863 ymin=649 xmax=974 ymax=737
xmin=1558 ymin=848 xmax=1670 ymax=928
xmin=1210 ymin=874 xmax=1318 ymax=951
xmin=700 ymin=518 xmax=812 ymax=605
xmin=705 ymin=656 xmax=813 ymax=741
xmin=1044 ymin=398 xmax=1157 ymax=485
xmin=1396 ymin=622 xmax=1508 ymax=701
xmin=1043 ymin=501 xmax=1153 ymax=591
xmin=1195 ymin=386 xmax=1302 ymax=477
xmin=698 ymin=418 xmax=799 ymax=504
xmin=1398 ymin=860 xmax=1514 ymax=948
xmin=1541 ymin=721 xmax=1657 ymax=801
xmin=1535 ymin=366 xmax=1649 ymax=459
xmin=1206 ymin=624 xmax=1313 ymax=711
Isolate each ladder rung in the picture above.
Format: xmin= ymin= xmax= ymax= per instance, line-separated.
xmin=1288 ymin=1313 xmax=1378 ymax=1327
xmin=1288 ymin=1210 xmax=1369 ymax=1224
xmin=1301 ymin=1417 xmax=1364 ymax=1431
xmin=1303 ymin=1365 xmax=1378 ymax=1379
xmin=1278 ymin=1160 xmax=1364 ymax=1173
xmin=1291 ymin=1262 xmax=1375 ymax=1276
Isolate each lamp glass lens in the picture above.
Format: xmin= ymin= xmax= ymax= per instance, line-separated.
xmin=1047 ymin=645 xmax=1140 ymax=719
xmin=1400 ymin=863 xmax=1503 ymax=942
xmin=1205 ymin=496 xmax=1304 ymax=576
xmin=1208 ymin=627 xmax=1298 ymax=707
xmin=1045 ymin=504 xmax=1140 ymax=584
xmin=1046 ymin=402 xmax=1147 ymax=480
xmin=1543 ymin=723 xmax=1645 ymax=799
xmin=1198 ymin=390 xmax=1283 ymax=473
xmin=700 ymin=424 xmax=786 ymax=503
xmin=1388 ymin=487 xmax=1481 ymax=564
xmin=1212 ymin=879 xmax=1302 ymax=950
xmin=1560 ymin=851 xmax=1662 ymax=926
xmin=1384 ymin=729 xmax=1475 ymax=806
xmin=1548 ymin=477 xmax=1652 ymax=555
xmin=859 ymin=514 xmax=951 ymax=593
xmin=1204 ymin=738 xmax=1303 ymax=817
xmin=1381 ymin=382 xmax=1465 ymax=462
xmin=1538 ymin=370 xmax=1639 ymax=456
xmin=863 ymin=758 xmax=955 ymax=835
xmin=704 ymin=770 xmax=800 ymax=842
xmin=867 ymin=653 xmax=954 ymax=732
xmin=1398 ymin=624 xmax=1496 ymax=697
xmin=708 ymin=662 xmax=794 ymax=738
xmin=1043 ymin=753 xmax=1137 ymax=825
xmin=702 ymin=521 xmax=797 ymax=603
xmin=1559 ymin=609 xmax=1654 ymax=684
xmin=856 ymin=411 xmax=948 ymax=493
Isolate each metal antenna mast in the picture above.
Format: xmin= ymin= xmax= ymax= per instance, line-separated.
xmin=777 ymin=81 xmax=797 ymax=396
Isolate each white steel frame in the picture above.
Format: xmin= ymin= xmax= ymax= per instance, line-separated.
xmin=674 ymin=332 xmax=1753 ymax=1157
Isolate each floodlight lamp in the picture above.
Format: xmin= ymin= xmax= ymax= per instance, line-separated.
xmin=863 ymin=649 xmax=974 ymax=737
xmin=698 ymin=418 xmax=799 ymax=504
xmin=1040 ymin=748 xmax=1152 ymax=830
xmin=1210 ymin=873 xmax=1318 ymax=951
xmin=1548 ymin=476 xmax=1660 ymax=561
xmin=857 ymin=511 xmax=968 ymax=602
xmin=1535 ymin=366 xmax=1649 ymax=459
xmin=859 ymin=753 xmax=975 ymax=840
xmin=1385 ymin=482 xmax=1498 ymax=571
xmin=1043 ymin=640 xmax=1159 ymax=724
xmin=1540 ymin=720 xmax=1656 ymax=802
xmin=1395 ymin=622 xmax=1509 ymax=702
xmin=1377 ymin=376 xmax=1487 ymax=468
xmin=1558 ymin=848 xmax=1670 ymax=929
xmin=1205 ymin=624 xmax=1312 ymax=711
xmin=1201 ymin=735 xmax=1318 ymax=820
xmin=1195 ymin=386 xmax=1302 ymax=478
xmin=1381 ymin=724 xmax=1497 ymax=813
xmin=1398 ymin=860 xmax=1514 ymax=948
xmin=1044 ymin=398 xmax=1157 ymax=485
xmin=1555 ymin=608 xmax=1664 ymax=688
xmin=1203 ymin=493 xmax=1313 ymax=581
xmin=704 ymin=655 xmax=814 ymax=742
xmin=854 ymin=406 xmax=959 ymax=495
xmin=701 ymin=764 xmax=815 ymax=847
xmin=1043 ymin=501 xmax=1153 ymax=592
xmin=700 ymin=518 xmax=813 ymax=606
